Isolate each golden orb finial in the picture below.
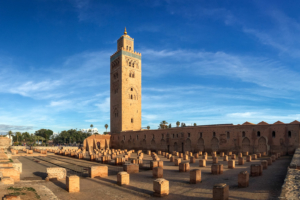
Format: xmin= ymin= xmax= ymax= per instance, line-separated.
xmin=124 ymin=27 xmax=127 ymax=35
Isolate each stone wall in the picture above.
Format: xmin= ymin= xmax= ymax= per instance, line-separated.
xmin=111 ymin=123 xmax=300 ymax=154
xmin=46 ymin=167 xmax=67 ymax=180
xmin=280 ymin=148 xmax=300 ymax=199
xmin=32 ymin=146 xmax=79 ymax=151
xmin=10 ymin=146 xmax=28 ymax=150
xmin=0 ymin=137 xmax=11 ymax=149
xmin=11 ymin=159 xmax=22 ymax=173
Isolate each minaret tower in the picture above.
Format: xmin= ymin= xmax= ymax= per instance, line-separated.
xmin=110 ymin=28 xmax=142 ymax=133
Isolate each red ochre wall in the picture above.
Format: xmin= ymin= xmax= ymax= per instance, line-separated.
xmin=109 ymin=123 xmax=300 ymax=155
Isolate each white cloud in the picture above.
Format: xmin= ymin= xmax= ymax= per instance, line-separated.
xmin=49 ymin=100 xmax=71 ymax=107
xmin=227 ymin=112 xmax=258 ymax=118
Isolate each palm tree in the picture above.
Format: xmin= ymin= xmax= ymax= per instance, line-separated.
xmin=90 ymin=124 xmax=93 ymax=132
xmin=147 ymin=126 xmax=150 ymax=130
xmin=105 ymin=124 xmax=108 ymax=132
xmin=160 ymin=120 xmax=168 ymax=129
xmin=176 ymin=121 xmax=180 ymax=127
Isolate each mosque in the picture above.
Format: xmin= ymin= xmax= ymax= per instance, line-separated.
xmin=84 ymin=29 xmax=300 ymax=155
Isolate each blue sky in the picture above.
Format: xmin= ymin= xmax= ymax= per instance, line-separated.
xmin=1 ymin=0 xmax=300 ymax=134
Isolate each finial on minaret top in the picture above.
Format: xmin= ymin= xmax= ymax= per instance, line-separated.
xmin=124 ymin=27 xmax=127 ymax=35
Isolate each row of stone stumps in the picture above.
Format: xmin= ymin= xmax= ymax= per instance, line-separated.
xmin=46 ymin=148 xmax=282 ymax=198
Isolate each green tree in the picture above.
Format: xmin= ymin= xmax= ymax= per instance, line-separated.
xmin=194 ymin=123 xmax=197 ymax=126
xmin=35 ymin=129 xmax=53 ymax=143
xmin=176 ymin=121 xmax=180 ymax=127
xmin=105 ymin=124 xmax=108 ymax=132
xmin=147 ymin=126 xmax=150 ymax=130
xmin=22 ymin=132 xmax=30 ymax=142
xmin=159 ymin=120 xmax=168 ymax=129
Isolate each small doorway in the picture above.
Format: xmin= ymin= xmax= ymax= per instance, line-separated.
xmin=182 ymin=143 xmax=184 ymax=153
xmin=167 ymin=145 xmax=170 ymax=153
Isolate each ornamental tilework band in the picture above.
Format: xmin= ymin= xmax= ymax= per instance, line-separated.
xmin=110 ymin=50 xmax=141 ymax=62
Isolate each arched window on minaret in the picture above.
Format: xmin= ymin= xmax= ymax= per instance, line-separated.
xmin=132 ymin=63 xmax=134 ymax=68
xmin=131 ymin=95 xmax=133 ymax=99
xmin=129 ymin=73 xmax=131 ymax=77
xmin=129 ymin=47 xmax=131 ymax=51
xmin=126 ymin=46 xmax=128 ymax=50
xmin=132 ymin=72 xmax=135 ymax=78
xmin=129 ymin=62 xmax=131 ymax=66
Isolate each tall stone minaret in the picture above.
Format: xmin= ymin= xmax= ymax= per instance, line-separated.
xmin=110 ymin=28 xmax=142 ymax=133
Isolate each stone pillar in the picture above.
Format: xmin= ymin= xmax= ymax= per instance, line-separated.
xmin=190 ymin=157 xmax=195 ymax=163
xmin=158 ymin=161 xmax=164 ymax=168
xmin=202 ymin=154 xmax=207 ymax=160
xmin=223 ymin=155 xmax=228 ymax=161
xmin=238 ymin=157 xmax=244 ymax=165
xmin=153 ymin=167 xmax=163 ymax=178
xmin=220 ymin=152 xmax=224 ymax=157
xmin=261 ymin=160 xmax=268 ymax=169
xmin=271 ymin=155 xmax=276 ymax=162
xmin=228 ymin=152 xmax=232 ymax=156
xmin=211 ymin=164 xmax=223 ymax=174
xmin=89 ymin=166 xmax=108 ymax=178
xmin=252 ymin=154 xmax=257 ymax=160
xmin=257 ymin=153 xmax=261 ymax=158
xmin=238 ymin=153 xmax=243 ymax=158
xmin=123 ymin=164 xmax=139 ymax=174
xmin=150 ymin=161 xmax=158 ymax=170
xmin=267 ymin=157 xmax=272 ymax=165
xmin=183 ymin=155 xmax=189 ymax=160
xmin=228 ymin=160 xmax=235 ymax=169
xmin=117 ymin=172 xmax=130 ymax=185
xmin=153 ymin=178 xmax=169 ymax=197
xmin=170 ymin=157 xmax=175 ymax=162
xmin=158 ymin=151 xmax=161 ymax=155
xmin=213 ymin=157 xmax=218 ymax=164
xmin=179 ymin=162 xmax=190 ymax=172
xmin=199 ymin=159 xmax=206 ymax=167
xmin=262 ymin=152 xmax=267 ymax=156
xmin=246 ymin=155 xmax=252 ymax=162
xmin=189 ymin=152 xmax=193 ymax=157
xmin=131 ymin=159 xmax=137 ymax=164
xmin=244 ymin=151 xmax=249 ymax=156
xmin=66 ymin=176 xmax=80 ymax=192
xmin=213 ymin=183 xmax=229 ymax=200
xmin=199 ymin=151 xmax=203 ymax=156
xmin=147 ymin=150 xmax=151 ymax=155
xmin=179 ymin=153 xmax=183 ymax=158
xmin=194 ymin=153 xmax=199 ymax=158
xmin=190 ymin=169 xmax=201 ymax=184
xmin=238 ymin=171 xmax=249 ymax=188
xmin=250 ymin=164 xmax=262 ymax=176
xmin=212 ymin=152 xmax=216 ymax=157
xmin=175 ymin=158 xmax=181 ymax=166
xmin=137 ymin=159 xmax=143 ymax=166
xmin=231 ymin=154 xmax=236 ymax=160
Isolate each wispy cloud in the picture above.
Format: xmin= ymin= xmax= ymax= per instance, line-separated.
xmin=0 ymin=124 xmax=34 ymax=133
xmin=143 ymin=48 xmax=300 ymax=92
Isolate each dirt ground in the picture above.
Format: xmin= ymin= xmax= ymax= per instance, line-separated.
xmin=8 ymin=152 xmax=291 ymax=200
